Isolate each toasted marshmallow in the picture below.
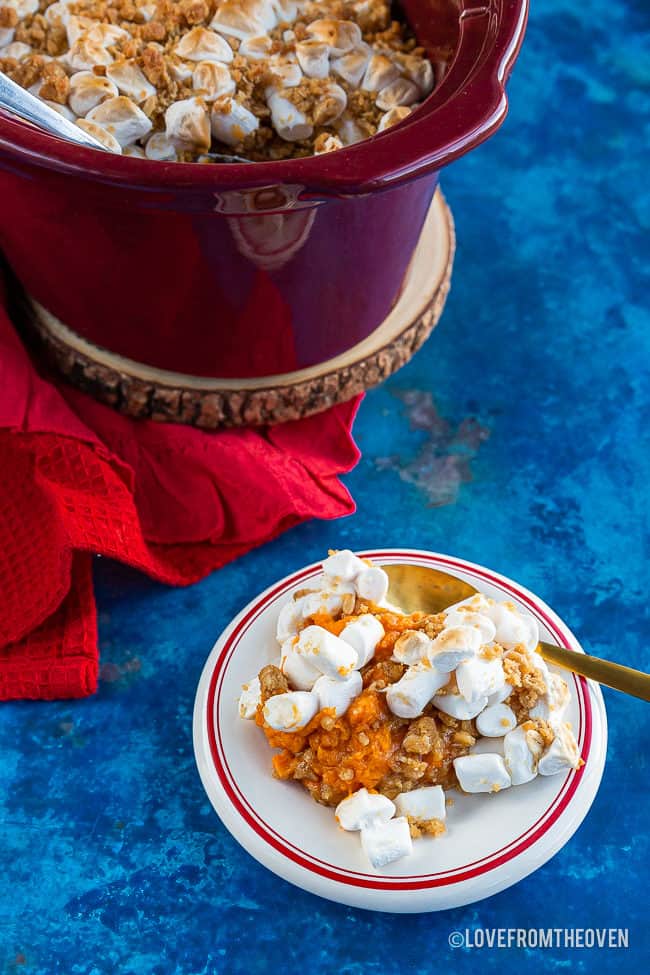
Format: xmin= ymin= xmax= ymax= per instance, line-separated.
xmin=331 ymin=48 xmax=370 ymax=87
xmin=169 ymin=59 xmax=194 ymax=83
xmin=443 ymin=607 xmax=497 ymax=645
xmin=44 ymin=99 xmax=76 ymax=121
xmin=538 ymin=722 xmax=581 ymax=775
xmin=66 ymin=14 xmax=93 ymax=46
xmin=361 ymin=816 xmax=413 ymax=868
xmin=76 ymin=119 xmax=122 ymax=153
xmin=322 ymin=549 xmax=366 ymax=582
xmin=487 ymin=682 xmax=513 ymax=707
xmin=362 ymin=53 xmax=400 ymax=92
xmin=454 ymin=753 xmax=511 ymax=793
xmin=211 ymin=96 xmax=259 ymax=146
xmin=266 ymin=59 xmax=303 ymax=93
xmin=335 ymin=787 xmax=395 ymax=831
xmin=123 ymin=143 xmax=146 ymax=157
xmin=140 ymin=3 xmax=156 ymax=20
xmin=394 ymin=785 xmax=446 ymax=822
xmin=339 ymin=615 xmax=384 ymax=668
xmin=239 ymin=35 xmax=273 ymax=59
xmin=263 ymin=690 xmax=319 ymax=730
xmin=456 ymin=657 xmax=506 ymax=703
xmin=299 ymin=585 xmax=354 ymax=620
xmin=44 ymin=1 xmax=72 ymax=26
xmin=296 ymin=624 xmax=358 ymax=680
xmin=68 ymin=72 xmax=118 ymax=117
xmin=86 ymin=23 xmax=129 ymax=48
xmin=488 ymin=601 xmax=539 ymax=652
xmin=503 ymin=725 xmax=542 ymax=785
xmin=13 ymin=0 xmax=39 ymax=16
xmin=86 ymin=96 xmax=152 ymax=147
xmin=377 ymin=106 xmax=412 ymax=132
xmin=432 ymin=689 xmax=488 ymax=720
xmin=106 ymin=61 xmax=155 ymax=104
xmin=335 ymin=114 xmax=367 ymax=144
xmin=165 ymin=97 xmax=211 ymax=152
xmin=65 ymin=37 xmax=114 ymax=72
xmin=475 ymin=703 xmax=517 ymax=738
xmin=529 ymin=671 xmax=570 ymax=721
xmin=267 ymin=91 xmax=312 ymax=142
xmin=295 ymin=40 xmax=330 ymax=79
xmin=271 ymin=0 xmax=297 ymax=22
xmin=238 ymin=675 xmax=262 ymax=718
xmin=175 ymin=27 xmax=234 ymax=64
xmin=429 ymin=625 xmax=481 ymax=673
xmin=375 ymin=78 xmax=419 ymax=111
xmin=193 ymin=61 xmax=235 ymax=101
xmin=0 ymin=27 xmax=15 ymax=47
xmin=306 ymin=19 xmax=361 ymax=57
xmin=314 ymin=132 xmax=343 ymax=154
xmin=392 ymin=630 xmax=432 ymax=666
xmin=386 ymin=663 xmax=448 ymax=719
xmin=316 ymin=81 xmax=347 ymax=124
xmin=356 ymin=566 xmax=389 ymax=604
xmin=210 ymin=0 xmax=277 ymax=42
xmin=403 ymin=54 xmax=434 ymax=97
xmin=313 ymin=670 xmax=362 ymax=717
xmin=1 ymin=41 xmax=31 ymax=60
xmin=280 ymin=640 xmax=320 ymax=690
xmin=144 ymin=132 xmax=178 ymax=161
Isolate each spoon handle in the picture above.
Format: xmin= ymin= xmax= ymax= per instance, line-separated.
xmin=539 ymin=641 xmax=650 ymax=702
xmin=0 ymin=70 xmax=107 ymax=151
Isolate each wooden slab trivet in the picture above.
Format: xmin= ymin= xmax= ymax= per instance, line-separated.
xmin=22 ymin=190 xmax=454 ymax=428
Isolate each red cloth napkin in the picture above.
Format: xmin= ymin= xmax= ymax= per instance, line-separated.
xmin=0 ymin=283 xmax=361 ymax=701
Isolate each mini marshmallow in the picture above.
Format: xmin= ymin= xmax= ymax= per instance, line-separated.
xmin=377 ymin=106 xmax=413 ymax=132
xmin=267 ymin=92 xmax=312 ymax=142
xmin=123 ymin=144 xmax=146 ymax=157
xmin=145 ymin=132 xmax=178 ymax=161
xmin=488 ymin=601 xmax=539 ymax=652
xmin=280 ymin=640 xmax=320 ymax=691
xmin=432 ymin=690 xmax=488 ymax=720
xmin=175 ymin=27 xmax=234 ymax=64
xmin=238 ymin=676 xmax=261 ymax=718
xmin=313 ymin=670 xmax=362 ymax=717
xmin=275 ymin=598 xmax=302 ymax=642
xmin=445 ymin=593 xmax=492 ymax=615
xmin=331 ymin=48 xmax=370 ymax=87
xmin=305 ymin=19 xmax=362 ymax=56
xmin=211 ymin=96 xmax=259 ymax=146
xmin=356 ymin=566 xmax=389 ymax=604
xmin=239 ymin=35 xmax=273 ymax=59
xmin=86 ymin=96 xmax=152 ymax=147
xmin=44 ymin=1 xmax=70 ymax=25
xmin=86 ymin=23 xmax=129 ymax=48
xmin=65 ymin=37 xmax=114 ymax=72
xmin=0 ymin=28 xmax=15 ymax=47
xmin=403 ymin=54 xmax=435 ymax=97
xmin=529 ymin=672 xmax=570 ymax=721
xmin=362 ymin=53 xmax=401 ymax=92
xmin=44 ymin=99 xmax=76 ymax=122
xmin=13 ymin=0 xmax=39 ymax=16
xmin=271 ymin=0 xmax=298 ymax=22
xmin=66 ymin=14 xmax=93 ymax=46
xmin=375 ymin=78 xmax=419 ymax=111
xmin=394 ymin=785 xmax=446 ymax=823
xmin=76 ymin=119 xmax=122 ymax=152
xmin=538 ymin=722 xmax=581 ymax=775
xmin=503 ymin=725 xmax=542 ymax=785
xmin=193 ymin=61 xmax=235 ymax=101
xmin=335 ymin=787 xmax=395 ymax=831
xmin=1 ymin=41 xmax=31 ymax=60
xmin=335 ymin=114 xmax=368 ymax=144
xmin=164 ymin=97 xmax=211 ymax=152
xmin=106 ymin=60 xmax=156 ymax=104
xmin=295 ymin=625 xmax=358 ymax=680
xmin=322 ymin=549 xmax=366 ymax=582
xmin=316 ymin=82 xmax=347 ymax=124
xmin=68 ymin=72 xmax=118 ymax=117
xmin=487 ymin=682 xmax=513 ymax=707
xmin=263 ymin=690 xmax=319 ymax=731
xmin=429 ymin=625 xmax=480 ymax=673
xmin=299 ymin=587 xmax=353 ymax=620
xmin=443 ymin=607 xmax=497 ymax=645
xmin=210 ymin=0 xmax=277 ymax=42
xmin=140 ymin=2 xmax=156 ymax=20
xmin=265 ymin=60 xmax=302 ymax=93
xmin=169 ymin=59 xmax=194 ymax=83
xmin=361 ymin=816 xmax=413 ymax=869
xmin=295 ymin=40 xmax=330 ymax=79
xmin=454 ymin=753 xmax=511 ymax=793
xmin=392 ymin=630 xmax=432 ymax=665
xmin=456 ymin=656 xmax=506 ymax=703
xmin=339 ymin=615 xmax=384 ymax=667
xmin=386 ymin=663 xmax=448 ymax=719
xmin=475 ymin=703 xmax=517 ymax=738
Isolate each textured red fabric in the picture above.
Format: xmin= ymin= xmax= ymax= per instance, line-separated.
xmin=0 ymin=290 xmax=361 ymax=701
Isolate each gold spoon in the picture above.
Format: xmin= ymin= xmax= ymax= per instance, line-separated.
xmin=382 ymin=562 xmax=650 ymax=702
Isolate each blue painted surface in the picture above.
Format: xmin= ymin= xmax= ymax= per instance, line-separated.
xmin=1 ymin=1 xmax=649 ymax=971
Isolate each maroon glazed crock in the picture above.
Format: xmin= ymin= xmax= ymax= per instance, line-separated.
xmin=0 ymin=0 xmax=528 ymax=380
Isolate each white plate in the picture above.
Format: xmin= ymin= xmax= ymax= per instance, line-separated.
xmin=193 ymin=549 xmax=607 ymax=912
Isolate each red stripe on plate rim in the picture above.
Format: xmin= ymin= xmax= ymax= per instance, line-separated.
xmin=205 ymin=551 xmax=593 ymax=890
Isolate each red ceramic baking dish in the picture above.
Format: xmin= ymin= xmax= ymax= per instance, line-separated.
xmin=0 ymin=0 xmax=528 ymax=381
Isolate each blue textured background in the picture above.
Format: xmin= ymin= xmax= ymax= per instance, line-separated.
xmin=1 ymin=0 xmax=649 ymax=971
